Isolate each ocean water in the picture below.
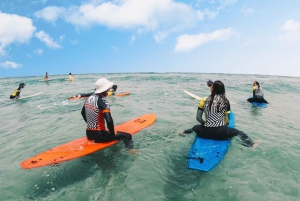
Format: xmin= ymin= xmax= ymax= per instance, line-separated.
xmin=0 ymin=73 xmax=300 ymax=201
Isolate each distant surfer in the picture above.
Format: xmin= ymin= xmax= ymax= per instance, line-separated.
xmin=183 ymin=80 xmax=255 ymax=147
xmin=207 ymin=80 xmax=213 ymax=89
xmin=10 ymin=83 xmax=25 ymax=99
xmin=81 ymin=78 xmax=133 ymax=149
xmin=44 ymin=72 xmax=48 ymax=81
xmin=69 ymin=72 xmax=74 ymax=81
xmin=247 ymin=81 xmax=268 ymax=103
xmin=69 ymin=85 xmax=117 ymax=100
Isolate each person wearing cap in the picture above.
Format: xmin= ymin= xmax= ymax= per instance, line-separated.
xmin=68 ymin=85 xmax=118 ymax=100
xmin=81 ymin=78 xmax=133 ymax=149
xmin=10 ymin=83 xmax=25 ymax=99
xmin=247 ymin=81 xmax=268 ymax=103
xmin=207 ymin=80 xmax=214 ymax=89
xmin=183 ymin=80 xmax=254 ymax=147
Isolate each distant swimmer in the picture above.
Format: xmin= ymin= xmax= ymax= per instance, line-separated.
xmin=44 ymin=72 xmax=48 ymax=81
xmin=68 ymin=85 xmax=118 ymax=100
xmin=247 ymin=81 xmax=268 ymax=103
xmin=10 ymin=83 xmax=25 ymax=99
xmin=81 ymin=78 xmax=133 ymax=149
xmin=207 ymin=80 xmax=213 ymax=89
xmin=69 ymin=73 xmax=74 ymax=81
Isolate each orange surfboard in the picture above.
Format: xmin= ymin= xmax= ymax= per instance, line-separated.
xmin=115 ymin=92 xmax=130 ymax=97
xmin=68 ymin=92 xmax=130 ymax=100
xmin=20 ymin=113 xmax=156 ymax=170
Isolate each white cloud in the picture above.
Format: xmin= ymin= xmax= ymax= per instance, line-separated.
xmin=111 ymin=46 xmax=118 ymax=52
xmin=220 ymin=0 xmax=237 ymax=6
xmin=241 ymin=7 xmax=254 ymax=16
xmin=34 ymin=6 xmax=66 ymax=22
xmin=36 ymin=1 xmax=205 ymax=35
xmin=130 ymin=35 xmax=136 ymax=43
xmin=174 ymin=28 xmax=237 ymax=52
xmin=279 ymin=20 xmax=300 ymax=42
xmin=35 ymin=48 xmax=43 ymax=55
xmin=0 ymin=61 xmax=22 ymax=69
xmin=70 ymin=39 xmax=79 ymax=45
xmin=0 ymin=11 xmax=36 ymax=55
xmin=59 ymin=35 xmax=66 ymax=42
xmin=35 ymin=31 xmax=61 ymax=48
xmin=154 ymin=31 xmax=168 ymax=42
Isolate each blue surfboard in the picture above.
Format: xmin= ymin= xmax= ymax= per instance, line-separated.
xmin=251 ymin=101 xmax=267 ymax=108
xmin=187 ymin=112 xmax=235 ymax=172
xmin=248 ymin=96 xmax=267 ymax=108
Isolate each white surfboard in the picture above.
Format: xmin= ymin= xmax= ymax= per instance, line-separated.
xmin=184 ymin=90 xmax=201 ymax=100
xmin=18 ymin=92 xmax=43 ymax=100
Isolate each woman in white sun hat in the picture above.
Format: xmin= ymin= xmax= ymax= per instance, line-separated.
xmin=81 ymin=78 xmax=133 ymax=149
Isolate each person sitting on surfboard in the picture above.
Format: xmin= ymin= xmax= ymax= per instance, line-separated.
xmin=183 ymin=80 xmax=254 ymax=147
xmin=10 ymin=83 xmax=25 ymax=99
xmin=81 ymin=78 xmax=133 ymax=148
xmin=69 ymin=85 xmax=118 ymax=100
xmin=247 ymin=81 xmax=268 ymax=104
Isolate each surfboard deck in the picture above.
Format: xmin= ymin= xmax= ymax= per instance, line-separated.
xmin=184 ymin=90 xmax=201 ymax=100
xmin=20 ymin=113 xmax=156 ymax=170
xmin=187 ymin=112 xmax=235 ymax=172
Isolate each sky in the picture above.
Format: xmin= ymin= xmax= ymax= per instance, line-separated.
xmin=0 ymin=0 xmax=300 ymax=77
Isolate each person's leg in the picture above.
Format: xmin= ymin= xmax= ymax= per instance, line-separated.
xmin=86 ymin=130 xmax=114 ymax=143
xmin=115 ymin=131 xmax=133 ymax=149
xmin=227 ymin=128 xmax=254 ymax=147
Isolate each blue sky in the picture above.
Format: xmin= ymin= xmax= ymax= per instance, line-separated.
xmin=1 ymin=0 xmax=300 ymax=77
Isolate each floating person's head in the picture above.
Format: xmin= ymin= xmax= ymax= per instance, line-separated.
xmin=207 ymin=80 xmax=213 ymax=87
xmin=19 ymin=83 xmax=25 ymax=88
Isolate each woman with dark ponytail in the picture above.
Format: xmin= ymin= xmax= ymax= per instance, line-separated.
xmin=183 ymin=80 xmax=254 ymax=147
xmin=247 ymin=81 xmax=268 ymax=103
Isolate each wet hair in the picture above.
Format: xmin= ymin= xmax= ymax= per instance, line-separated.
xmin=208 ymin=80 xmax=228 ymax=111
xmin=69 ymin=73 xmax=72 ymax=75
xmin=254 ymin=81 xmax=260 ymax=88
xmin=19 ymin=83 xmax=25 ymax=88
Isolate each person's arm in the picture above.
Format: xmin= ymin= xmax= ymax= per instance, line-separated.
xmin=196 ymin=97 xmax=206 ymax=125
xmin=225 ymin=101 xmax=231 ymax=125
xmin=196 ymin=109 xmax=205 ymax=125
xmin=81 ymin=106 xmax=87 ymax=123
xmin=103 ymin=112 xmax=115 ymax=136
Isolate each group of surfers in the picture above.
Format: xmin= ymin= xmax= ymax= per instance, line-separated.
xmin=10 ymin=77 xmax=267 ymax=149
xmin=44 ymin=72 xmax=74 ymax=82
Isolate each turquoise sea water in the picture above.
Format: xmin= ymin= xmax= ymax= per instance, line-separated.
xmin=1 ymin=73 xmax=300 ymax=201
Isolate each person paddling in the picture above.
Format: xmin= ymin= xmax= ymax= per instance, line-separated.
xmin=10 ymin=83 xmax=25 ymax=99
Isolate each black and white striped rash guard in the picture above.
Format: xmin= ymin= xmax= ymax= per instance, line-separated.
xmin=83 ymin=94 xmax=110 ymax=131
xmin=198 ymin=95 xmax=231 ymax=127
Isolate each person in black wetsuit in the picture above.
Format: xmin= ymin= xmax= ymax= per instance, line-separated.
xmin=81 ymin=78 xmax=133 ymax=148
xmin=69 ymin=85 xmax=118 ymax=100
xmin=10 ymin=83 xmax=25 ymax=99
xmin=183 ymin=80 xmax=254 ymax=147
xmin=247 ymin=81 xmax=268 ymax=103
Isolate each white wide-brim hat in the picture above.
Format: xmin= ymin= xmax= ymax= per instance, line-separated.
xmin=94 ymin=78 xmax=114 ymax=94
